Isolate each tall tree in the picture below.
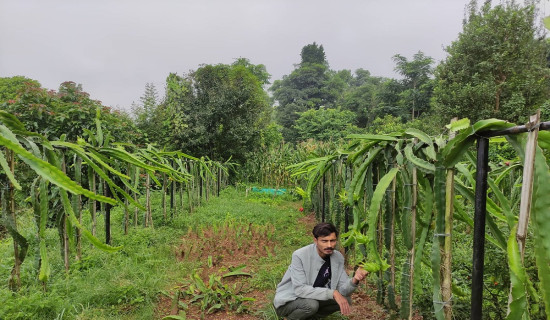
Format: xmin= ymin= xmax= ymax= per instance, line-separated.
xmin=132 ymin=83 xmax=160 ymax=143
xmin=232 ymin=57 xmax=271 ymax=85
xmin=433 ymin=0 xmax=550 ymax=124
xmin=392 ymin=51 xmax=434 ymax=121
xmin=271 ymin=42 xmax=337 ymax=142
xmin=165 ymin=60 xmax=271 ymax=163
xmin=339 ymin=69 xmax=387 ymax=127
xmin=140 ymin=83 xmax=159 ymax=116
xmin=300 ymin=42 xmax=328 ymax=66
xmin=0 ymin=76 xmax=41 ymax=102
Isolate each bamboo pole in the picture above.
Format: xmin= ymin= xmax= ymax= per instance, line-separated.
xmin=6 ymin=150 xmax=22 ymax=290
xmin=99 ymin=179 xmax=105 ymax=222
xmin=89 ymin=170 xmax=97 ymax=236
xmin=105 ymin=178 xmax=112 ymax=245
xmin=321 ymin=174 xmax=325 ymax=222
xmin=407 ymin=165 xmax=417 ymax=320
xmin=134 ymin=167 xmax=139 ymax=227
xmin=187 ymin=162 xmax=194 ymax=213
xmin=442 ymin=120 xmax=457 ymax=320
xmin=344 ymin=163 xmax=352 ymax=235
xmin=144 ymin=172 xmax=150 ymax=227
xmin=205 ymin=167 xmax=210 ymax=202
xmin=61 ymin=154 xmax=70 ymax=272
xmin=146 ymin=171 xmax=153 ymax=228
xmin=123 ymin=164 xmax=130 ymax=235
xmin=170 ymin=180 xmax=175 ymax=219
xmin=376 ymin=166 xmax=385 ymax=302
xmin=74 ymin=156 xmax=82 ymax=260
xmin=170 ymin=160 xmax=175 ymax=218
xmin=179 ymin=179 xmax=184 ymax=209
xmin=390 ymin=173 xmax=396 ymax=292
xmin=442 ymin=167 xmax=455 ymax=319
xmin=507 ymin=111 xmax=540 ymax=315
xmin=516 ymin=111 xmax=540 ymax=259
xmin=0 ymin=188 xmax=5 ymax=238
xmin=201 ymin=168 xmax=204 ymax=206
xmin=217 ymin=166 xmax=221 ymax=197
xmin=162 ymin=173 xmax=167 ymax=220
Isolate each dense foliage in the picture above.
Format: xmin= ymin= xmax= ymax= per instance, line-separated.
xmin=2 ymin=1 xmax=550 ymax=319
xmin=432 ymin=0 xmax=550 ymax=124
xmin=162 ymin=60 xmax=271 ymax=164
xmin=0 ymin=79 xmax=139 ymax=143
xmin=290 ymin=118 xmax=550 ymax=319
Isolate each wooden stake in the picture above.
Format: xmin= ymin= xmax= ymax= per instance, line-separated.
xmin=507 ymin=111 xmax=540 ymax=315
xmin=6 ymin=150 xmax=22 ymax=290
xmin=74 ymin=156 xmax=82 ymax=260
xmin=89 ymin=170 xmax=97 ymax=236
xmin=516 ymin=111 xmax=540 ymax=259
xmin=162 ymin=173 xmax=167 ymax=220
xmin=408 ymin=165 xmax=417 ymax=320
xmin=442 ymin=119 xmax=457 ymax=320
xmin=61 ymin=154 xmax=70 ymax=272
xmin=390 ymin=173 xmax=396 ymax=293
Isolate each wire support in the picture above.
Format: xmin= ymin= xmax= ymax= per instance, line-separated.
xmin=433 ymin=295 xmax=453 ymax=313
xmin=433 ymin=233 xmax=452 ymax=237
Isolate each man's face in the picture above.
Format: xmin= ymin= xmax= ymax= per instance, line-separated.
xmin=314 ymin=232 xmax=338 ymax=258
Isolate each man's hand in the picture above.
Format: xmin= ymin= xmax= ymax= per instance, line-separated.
xmin=352 ymin=267 xmax=368 ymax=285
xmin=333 ymin=290 xmax=351 ymax=315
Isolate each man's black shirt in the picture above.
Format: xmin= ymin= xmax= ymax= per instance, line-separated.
xmin=313 ymin=256 xmax=331 ymax=288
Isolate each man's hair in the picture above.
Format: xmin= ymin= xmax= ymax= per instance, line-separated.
xmin=312 ymin=222 xmax=338 ymax=238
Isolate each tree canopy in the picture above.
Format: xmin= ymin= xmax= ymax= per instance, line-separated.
xmin=392 ymin=51 xmax=434 ymax=120
xmin=0 ymin=76 xmax=41 ymax=102
xmin=432 ymin=0 xmax=550 ymax=124
xmin=294 ymin=107 xmax=359 ymax=142
xmin=270 ymin=42 xmax=337 ymax=142
xmin=164 ymin=60 xmax=271 ymax=164
xmin=0 ymin=79 xmax=138 ymax=143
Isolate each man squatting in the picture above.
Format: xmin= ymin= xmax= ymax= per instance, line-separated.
xmin=273 ymin=222 xmax=368 ymax=319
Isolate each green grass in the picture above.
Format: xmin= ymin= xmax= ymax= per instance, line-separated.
xmin=0 ymin=186 xmax=312 ymax=319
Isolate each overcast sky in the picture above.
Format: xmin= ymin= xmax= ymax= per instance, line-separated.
xmin=1 ymin=1 xmax=548 ymax=111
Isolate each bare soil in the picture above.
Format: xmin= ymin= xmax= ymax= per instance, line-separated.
xmin=155 ymin=213 xmax=421 ymax=319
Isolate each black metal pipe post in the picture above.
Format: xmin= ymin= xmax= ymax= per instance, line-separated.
xmin=471 ymin=137 xmax=489 ymax=320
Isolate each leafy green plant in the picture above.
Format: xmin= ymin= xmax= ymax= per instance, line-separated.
xmin=290 ymin=116 xmax=550 ymax=319
xmin=180 ymin=269 xmax=255 ymax=315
